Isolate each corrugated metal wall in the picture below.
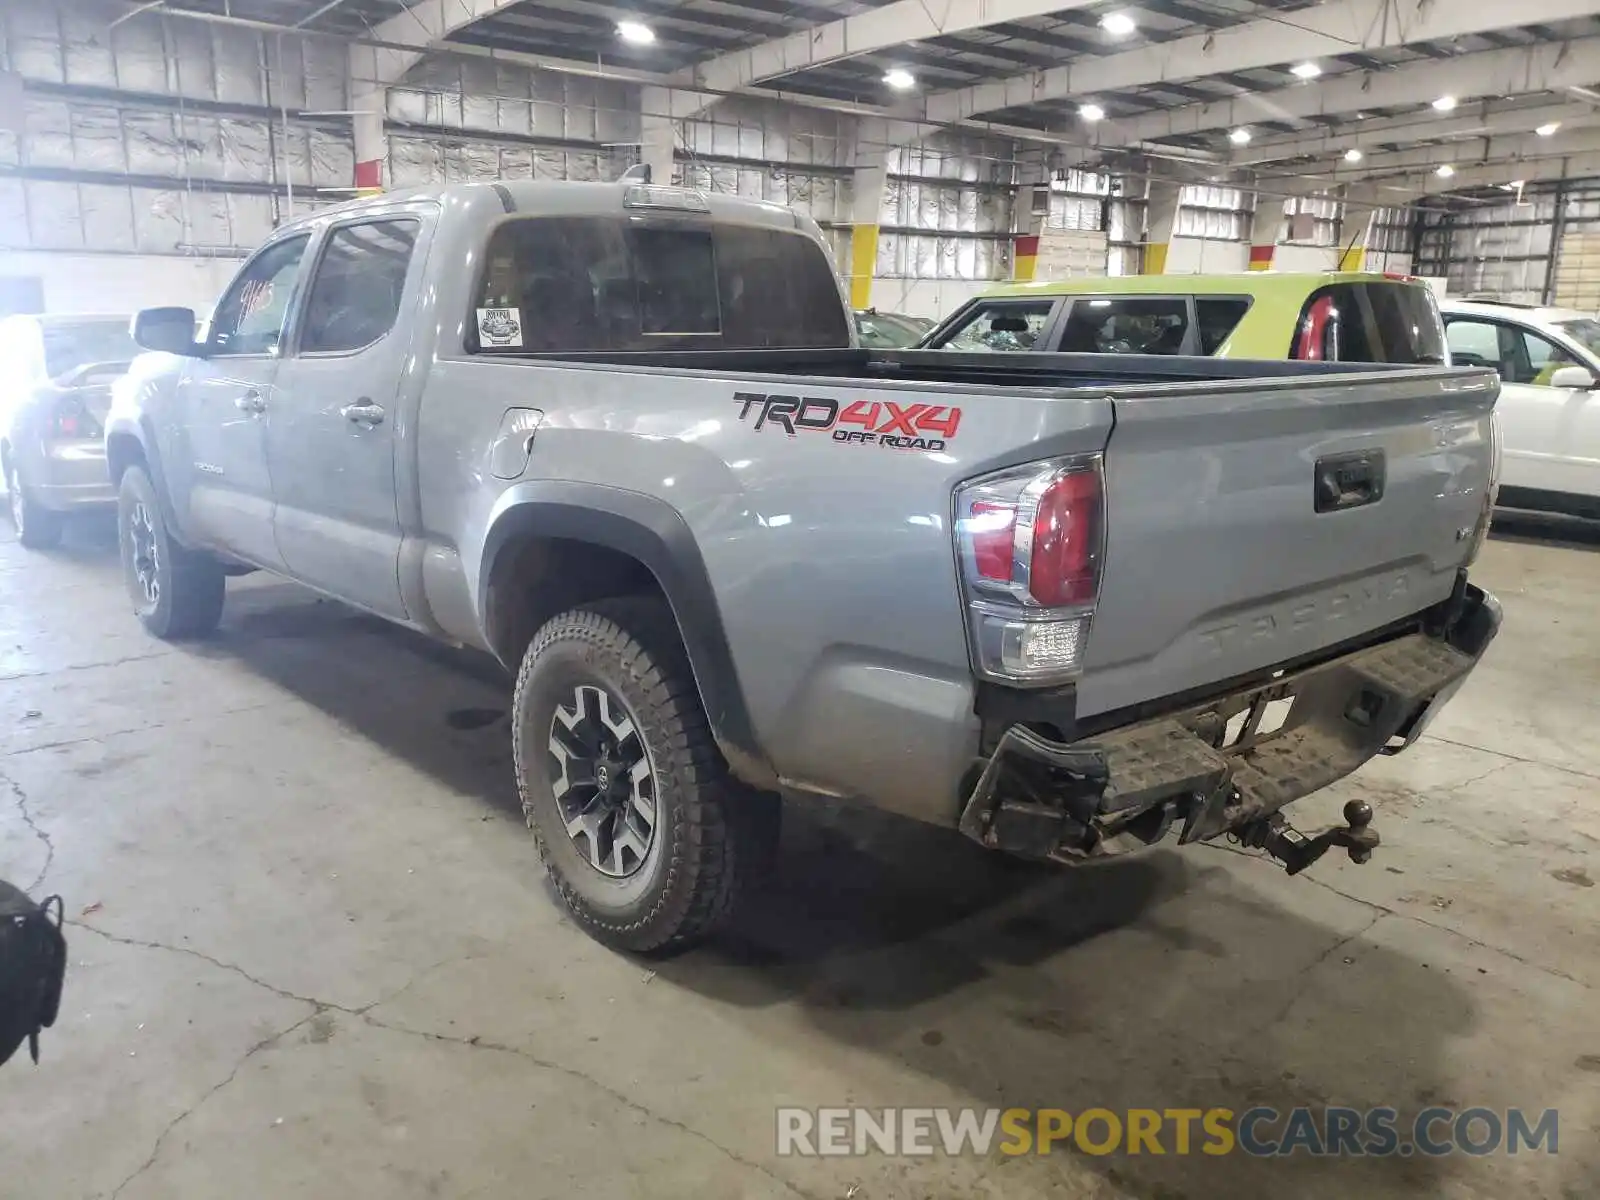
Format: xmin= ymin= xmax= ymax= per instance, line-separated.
xmin=0 ymin=1 xmax=350 ymax=256
xmin=387 ymin=57 xmax=638 ymax=188
xmin=1417 ymin=192 xmax=1559 ymax=304
xmin=877 ymin=131 xmax=1016 ymax=281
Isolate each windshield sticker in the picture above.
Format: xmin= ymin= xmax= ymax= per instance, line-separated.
xmin=477 ymin=307 xmax=523 ymax=348
xmin=734 ymin=392 xmax=960 ymax=452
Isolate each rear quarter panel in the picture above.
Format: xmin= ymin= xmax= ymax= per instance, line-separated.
xmin=414 ymin=353 xmax=1111 ymax=820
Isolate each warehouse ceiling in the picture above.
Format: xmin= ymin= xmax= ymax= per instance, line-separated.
xmin=148 ymin=0 xmax=1600 ymax=196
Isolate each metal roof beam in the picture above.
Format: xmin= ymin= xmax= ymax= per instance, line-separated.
xmin=923 ymin=0 xmax=1600 ymax=123
xmin=1117 ymin=37 xmax=1600 ymax=145
xmin=1392 ymin=150 xmax=1600 ymax=199
xmin=679 ymin=0 xmax=1103 ymax=95
xmin=354 ymin=0 xmax=525 ymax=88
xmin=1274 ymin=126 xmax=1600 ymax=181
xmin=1236 ymin=99 xmax=1600 ymax=166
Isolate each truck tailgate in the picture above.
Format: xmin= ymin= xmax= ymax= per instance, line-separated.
xmin=1077 ymin=368 xmax=1499 ymax=719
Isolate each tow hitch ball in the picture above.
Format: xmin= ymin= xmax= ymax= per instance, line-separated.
xmin=1235 ymin=800 xmax=1379 ymax=876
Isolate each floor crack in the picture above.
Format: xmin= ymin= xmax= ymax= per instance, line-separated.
xmin=360 ymin=1013 xmax=826 ymax=1200
xmin=4 ymin=770 xmax=54 ymax=893
xmin=1199 ymin=842 xmax=1591 ymax=989
xmin=68 ymin=922 xmax=366 ymax=1016
xmin=1259 ymin=910 xmax=1386 ymax=1034
xmin=0 ymin=648 xmax=173 ymax=683
xmin=107 ymin=1010 xmax=317 ymax=1199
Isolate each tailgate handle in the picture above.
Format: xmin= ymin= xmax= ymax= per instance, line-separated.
xmin=1315 ymin=451 xmax=1385 ymax=513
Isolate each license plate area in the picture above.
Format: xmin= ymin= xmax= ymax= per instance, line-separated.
xmin=1215 ymin=684 xmax=1298 ymax=752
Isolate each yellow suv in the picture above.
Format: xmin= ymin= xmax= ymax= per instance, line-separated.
xmin=920 ymin=272 xmax=1447 ymax=363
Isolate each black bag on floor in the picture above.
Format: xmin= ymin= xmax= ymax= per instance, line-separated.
xmin=0 ymin=880 xmax=66 ymax=1066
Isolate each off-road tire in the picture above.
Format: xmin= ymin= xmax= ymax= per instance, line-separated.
xmin=512 ymin=596 xmax=778 ymax=954
xmin=117 ymin=465 xmax=226 ymax=639
xmin=5 ymin=457 xmax=64 ymax=550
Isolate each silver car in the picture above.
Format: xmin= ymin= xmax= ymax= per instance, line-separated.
xmin=0 ymin=313 xmax=134 ymax=547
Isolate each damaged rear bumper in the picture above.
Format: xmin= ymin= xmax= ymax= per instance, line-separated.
xmin=958 ymin=580 xmax=1501 ymax=865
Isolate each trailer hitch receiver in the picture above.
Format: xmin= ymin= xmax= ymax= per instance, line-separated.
xmin=1235 ymin=800 xmax=1379 ymax=876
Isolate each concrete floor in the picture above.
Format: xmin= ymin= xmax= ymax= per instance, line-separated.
xmin=0 ymin=512 xmax=1596 ymax=1200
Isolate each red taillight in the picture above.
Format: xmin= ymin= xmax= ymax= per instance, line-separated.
xmin=1296 ymin=294 xmax=1334 ymax=360
xmin=969 ymin=501 xmax=1016 ymax=582
xmin=1030 ymin=471 xmax=1100 ymax=607
xmin=955 ymin=456 xmax=1104 ymax=684
xmin=51 ymin=398 xmax=100 ymax=440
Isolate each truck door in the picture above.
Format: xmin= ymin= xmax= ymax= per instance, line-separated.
xmin=179 ymin=232 xmax=312 ymax=570
xmin=266 ymin=216 xmax=424 ymax=620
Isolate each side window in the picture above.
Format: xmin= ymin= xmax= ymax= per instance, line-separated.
xmin=931 ymin=301 xmax=1054 ymax=352
xmin=300 ymin=220 xmax=420 ymax=355
xmin=208 ymin=235 xmax=312 ymax=357
xmin=1196 ymin=298 xmax=1251 ymax=355
xmin=1058 ymin=296 xmax=1190 ymax=355
xmin=1510 ymin=328 xmax=1578 ymax=386
xmin=1445 ymin=319 xmax=1503 ymax=369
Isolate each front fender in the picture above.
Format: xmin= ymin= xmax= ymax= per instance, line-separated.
xmin=479 ymin=480 xmax=774 ymax=787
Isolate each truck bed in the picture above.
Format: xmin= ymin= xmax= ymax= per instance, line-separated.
xmin=507 ymin=346 xmax=1446 ymax=391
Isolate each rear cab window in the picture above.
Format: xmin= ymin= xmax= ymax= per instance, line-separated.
xmin=469 ymin=217 xmax=849 ymax=353
xmin=1292 ymin=282 xmax=1445 ymax=364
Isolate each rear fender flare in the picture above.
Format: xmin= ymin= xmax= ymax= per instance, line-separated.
xmin=480 ymin=481 xmax=774 ymax=787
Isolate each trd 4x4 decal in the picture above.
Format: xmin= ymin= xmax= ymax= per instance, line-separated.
xmin=734 ymin=392 xmax=961 ymax=452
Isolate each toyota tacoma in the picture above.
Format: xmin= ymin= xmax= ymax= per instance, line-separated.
xmin=106 ymin=180 xmax=1502 ymax=952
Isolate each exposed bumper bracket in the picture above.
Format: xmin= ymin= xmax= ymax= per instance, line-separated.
xmin=958 ymin=584 xmax=1499 ymax=869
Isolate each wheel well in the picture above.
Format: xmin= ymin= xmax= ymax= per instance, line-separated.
xmin=106 ymin=432 xmax=146 ymax=486
xmin=484 ymin=535 xmax=667 ymax=668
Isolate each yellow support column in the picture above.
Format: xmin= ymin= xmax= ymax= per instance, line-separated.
xmin=849 ymin=224 xmax=879 ymax=309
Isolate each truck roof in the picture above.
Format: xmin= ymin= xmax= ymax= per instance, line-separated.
xmin=277 ymin=179 xmax=807 ymax=234
xmin=985 ymin=271 xmax=1422 ymax=300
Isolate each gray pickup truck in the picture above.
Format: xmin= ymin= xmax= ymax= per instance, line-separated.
xmin=108 ymin=180 xmax=1502 ymax=952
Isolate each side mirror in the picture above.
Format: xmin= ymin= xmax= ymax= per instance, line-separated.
xmin=131 ymin=307 xmax=202 ymax=356
xmin=1548 ymin=365 xmax=1596 ymax=390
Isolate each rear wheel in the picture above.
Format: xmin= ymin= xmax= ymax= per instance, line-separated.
xmin=117 ymin=465 xmax=225 ymax=639
xmin=4 ymin=456 xmax=64 ymax=550
xmin=512 ymin=596 xmax=777 ymax=954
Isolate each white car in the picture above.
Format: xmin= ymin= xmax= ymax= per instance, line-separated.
xmin=1441 ymin=300 xmax=1600 ymax=515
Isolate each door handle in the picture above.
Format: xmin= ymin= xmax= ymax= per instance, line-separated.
xmin=340 ymin=402 xmax=386 ymax=426
xmin=235 ymin=391 xmax=266 ymax=414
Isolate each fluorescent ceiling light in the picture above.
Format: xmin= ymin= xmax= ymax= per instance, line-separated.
xmin=1436 ymin=164 xmax=1455 ymax=178
xmin=1291 ymin=62 xmax=1322 ymax=80
xmin=1344 ymin=147 xmax=1363 ymax=163
xmin=616 ymin=20 xmax=654 ymax=44
xmin=1080 ymin=102 xmax=1106 ymax=122
xmin=1432 ymin=95 xmax=1457 ymax=112
xmin=1100 ymin=12 xmax=1137 ymax=37
xmin=1229 ymin=127 xmax=1251 ymax=145
xmin=1537 ymin=121 xmax=1562 ymax=136
xmin=883 ymin=68 xmax=916 ymax=89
